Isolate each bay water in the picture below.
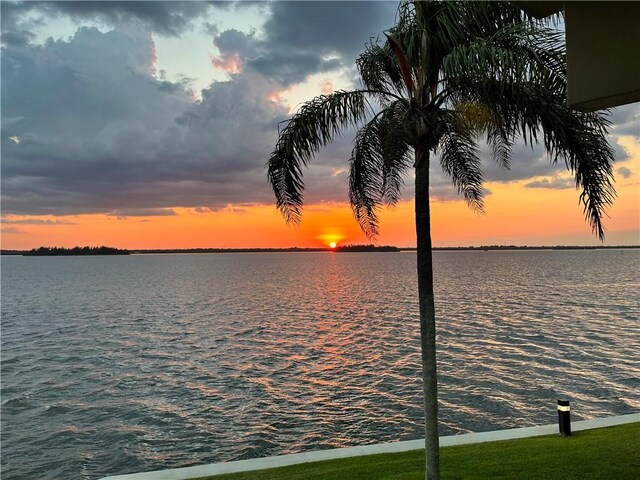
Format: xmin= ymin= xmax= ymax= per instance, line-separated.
xmin=1 ymin=250 xmax=638 ymax=479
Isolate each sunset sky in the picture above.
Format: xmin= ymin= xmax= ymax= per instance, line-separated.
xmin=2 ymin=1 xmax=639 ymax=249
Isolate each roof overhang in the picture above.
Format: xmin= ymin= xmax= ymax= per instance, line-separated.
xmin=514 ymin=2 xmax=640 ymax=111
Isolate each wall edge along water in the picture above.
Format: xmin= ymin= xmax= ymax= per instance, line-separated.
xmin=100 ymin=413 xmax=639 ymax=480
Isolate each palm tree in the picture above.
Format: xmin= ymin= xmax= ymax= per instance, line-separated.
xmin=267 ymin=2 xmax=615 ymax=479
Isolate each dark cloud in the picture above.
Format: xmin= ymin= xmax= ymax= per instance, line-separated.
xmin=1 ymin=27 xmax=289 ymax=215
xmin=214 ymin=28 xmax=258 ymax=58
xmin=50 ymin=1 xmax=211 ymax=36
xmin=193 ymin=207 xmax=211 ymax=213
xmin=1 ymin=1 xmax=41 ymax=46
xmin=2 ymin=1 xmax=218 ymax=39
xmin=263 ymin=1 xmax=397 ymax=64
xmin=249 ymin=52 xmax=342 ymax=85
xmin=0 ymin=2 xmax=32 ymax=27
xmin=212 ymin=1 xmax=398 ymax=86
xmin=1 ymin=29 xmax=35 ymax=47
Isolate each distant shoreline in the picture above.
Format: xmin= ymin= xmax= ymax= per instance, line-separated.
xmin=2 ymin=245 xmax=638 ymax=255
xmin=18 ymin=246 xmax=131 ymax=256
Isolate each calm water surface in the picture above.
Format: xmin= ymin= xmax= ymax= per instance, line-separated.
xmin=1 ymin=250 xmax=639 ymax=479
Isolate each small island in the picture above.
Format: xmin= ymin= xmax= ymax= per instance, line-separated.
xmin=334 ymin=244 xmax=400 ymax=252
xmin=23 ymin=246 xmax=131 ymax=256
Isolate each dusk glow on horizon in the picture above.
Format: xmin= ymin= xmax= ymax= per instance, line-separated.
xmin=1 ymin=1 xmax=639 ymax=250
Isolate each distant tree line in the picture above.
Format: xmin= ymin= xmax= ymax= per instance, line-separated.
xmin=334 ymin=244 xmax=400 ymax=252
xmin=130 ymin=247 xmax=327 ymax=254
xmin=23 ymin=246 xmax=130 ymax=256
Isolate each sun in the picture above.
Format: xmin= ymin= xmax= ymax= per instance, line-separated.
xmin=329 ymin=242 xmax=337 ymax=249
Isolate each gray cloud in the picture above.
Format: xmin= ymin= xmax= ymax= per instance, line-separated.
xmin=212 ymin=1 xmax=398 ymax=86
xmin=617 ymin=167 xmax=632 ymax=179
xmin=249 ymin=52 xmax=342 ymax=85
xmin=1 ymin=217 xmax=78 ymax=225
xmin=523 ymin=177 xmax=575 ymax=189
xmin=1 ymin=28 xmax=35 ymax=47
xmin=1 ymin=1 xmax=41 ymax=46
xmin=609 ymin=103 xmax=640 ymax=138
xmin=214 ymin=28 xmax=258 ymax=58
xmin=263 ymin=1 xmax=397 ymax=65
xmin=1 ymin=26 xmax=290 ymax=215
xmin=106 ymin=208 xmax=178 ymax=218
xmin=2 ymin=1 xmax=220 ymax=39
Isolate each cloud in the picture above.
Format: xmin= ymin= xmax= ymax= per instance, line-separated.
xmin=320 ymin=78 xmax=335 ymax=95
xmin=105 ymin=208 xmax=177 ymax=218
xmin=609 ymin=103 xmax=640 ymax=138
xmin=211 ymin=52 xmax=243 ymax=74
xmin=1 ymin=29 xmax=35 ymax=47
xmin=210 ymin=28 xmax=257 ymax=74
xmin=248 ymin=51 xmax=342 ymax=85
xmin=1 ymin=217 xmax=78 ymax=225
xmin=1 ymin=1 xmax=221 ymax=39
xmin=617 ymin=167 xmax=632 ymax=179
xmin=1 ymin=26 xmax=295 ymax=216
xmin=262 ymin=1 xmax=397 ymax=66
xmin=211 ymin=1 xmax=398 ymax=86
xmin=0 ymin=226 xmax=24 ymax=235
xmin=524 ymin=177 xmax=575 ymax=189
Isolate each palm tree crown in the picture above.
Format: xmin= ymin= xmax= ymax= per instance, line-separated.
xmin=268 ymin=0 xmax=615 ymax=239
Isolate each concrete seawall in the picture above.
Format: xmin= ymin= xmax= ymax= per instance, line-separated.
xmin=101 ymin=413 xmax=639 ymax=480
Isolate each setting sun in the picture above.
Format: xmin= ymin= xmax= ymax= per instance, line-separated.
xmin=329 ymin=242 xmax=337 ymax=249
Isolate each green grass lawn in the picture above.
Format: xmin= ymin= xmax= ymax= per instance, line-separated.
xmin=200 ymin=423 xmax=639 ymax=480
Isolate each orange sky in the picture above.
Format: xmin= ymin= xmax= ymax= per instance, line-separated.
xmin=2 ymin=146 xmax=638 ymax=250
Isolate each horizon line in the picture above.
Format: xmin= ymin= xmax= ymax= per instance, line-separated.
xmin=2 ymin=244 xmax=639 ymax=255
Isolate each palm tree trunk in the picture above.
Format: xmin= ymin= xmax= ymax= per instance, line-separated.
xmin=414 ymin=146 xmax=440 ymax=480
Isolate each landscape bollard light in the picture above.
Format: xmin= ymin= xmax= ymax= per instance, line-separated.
xmin=557 ymin=399 xmax=571 ymax=436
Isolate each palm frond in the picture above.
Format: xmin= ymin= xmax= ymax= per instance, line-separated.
xmin=349 ymin=103 xmax=412 ymax=237
xmin=540 ymin=109 xmax=616 ymax=240
xmin=439 ymin=11 xmax=566 ymax=113
xmin=486 ymin=122 xmax=514 ymax=170
xmin=267 ymin=90 xmax=370 ymax=225
xmin=437 ymin=112 xmax=485 ymax=212
xmin=349 ymin=123 xmax=384 ymax=238
xmin=445 ymin=102 xmax=513 ymax=170
xmin=379 ymin=105 xmax=413 ymax=206
xmin=357 ymin=42 xmax=405 ymax=102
